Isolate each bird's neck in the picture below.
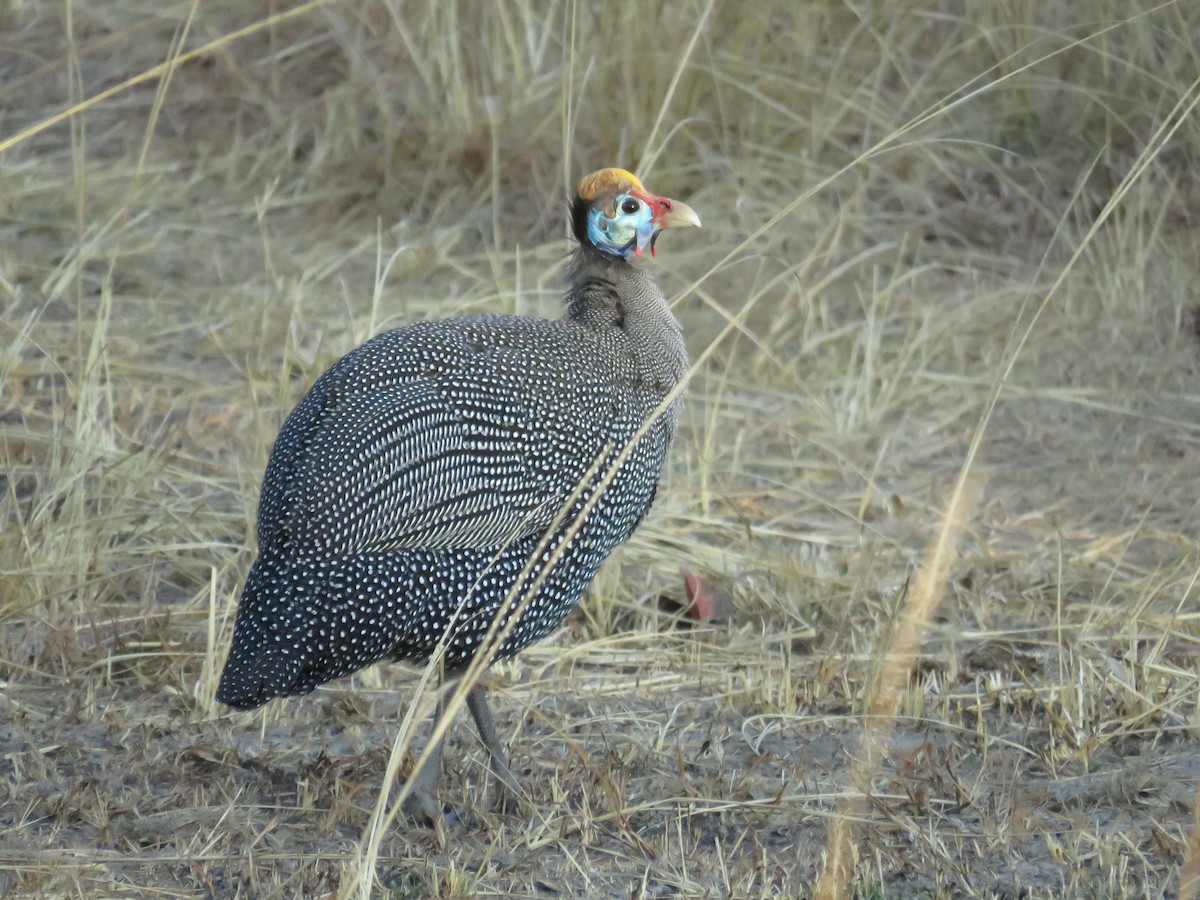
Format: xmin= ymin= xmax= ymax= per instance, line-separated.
xmin=563 ymin=246 xmax=677 ymax=332
xmin=562 ymin=243 xmax=689 ymax=400
xmin=558 ymin=244 xmax=689 ymax=443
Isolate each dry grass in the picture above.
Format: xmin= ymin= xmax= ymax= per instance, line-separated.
xmin=3 ymin=1 xmax=1200 ymax=897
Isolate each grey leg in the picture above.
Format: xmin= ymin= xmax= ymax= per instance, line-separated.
xmin=401 ymin=690 xmax=450 ymax=826
xmin=465 ymin=682 xmax=523 ymax=812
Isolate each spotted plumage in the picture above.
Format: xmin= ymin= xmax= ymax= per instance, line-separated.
xmin=216 ymin=167 xmax=700 ymax=819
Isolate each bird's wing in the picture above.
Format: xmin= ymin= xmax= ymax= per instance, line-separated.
xmin=256 ymin=324 xmax=616 ymax=555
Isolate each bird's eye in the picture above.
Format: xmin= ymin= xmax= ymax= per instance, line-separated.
xmin=620 ymin=197 xmax=641 ymax=215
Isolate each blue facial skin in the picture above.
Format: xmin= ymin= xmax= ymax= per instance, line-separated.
xmin=587 ymin=193 xmax=658 ymax=260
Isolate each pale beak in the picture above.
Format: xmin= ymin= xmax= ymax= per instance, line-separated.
xmin=654 ymin=198 xmax=702 ymax=229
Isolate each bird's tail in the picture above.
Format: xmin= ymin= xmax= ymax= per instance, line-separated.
xmin=215 ymin=547 xmax=436 ymax=710
xmin=215 ymin=550 xmax=314 ymax=710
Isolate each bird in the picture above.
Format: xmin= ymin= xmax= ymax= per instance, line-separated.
xmin=216 ymin=167 xmax=701 ymax=822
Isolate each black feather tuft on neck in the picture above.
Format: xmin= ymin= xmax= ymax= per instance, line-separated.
xmin=569 ymin=194 xmax=591 ymax=247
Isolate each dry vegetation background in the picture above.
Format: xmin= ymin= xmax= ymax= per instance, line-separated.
xmin=3 ymin=1 xmax=1200 ymax=897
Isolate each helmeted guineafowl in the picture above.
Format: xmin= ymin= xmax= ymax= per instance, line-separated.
xmin=216 ymin=167 xmax=700 ymax=821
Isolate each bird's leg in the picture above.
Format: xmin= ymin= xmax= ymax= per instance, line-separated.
xmin=465 ymin=682 xmax=523 ymax=813
xmin=401 ymin=690 xmax=451 ymax=826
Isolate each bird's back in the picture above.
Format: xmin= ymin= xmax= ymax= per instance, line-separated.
xmin=259 ymin=314 xmax=671 ymax=557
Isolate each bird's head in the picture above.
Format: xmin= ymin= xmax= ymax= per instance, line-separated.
xmin=571 ymin=167 xmax=701 ymax=261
